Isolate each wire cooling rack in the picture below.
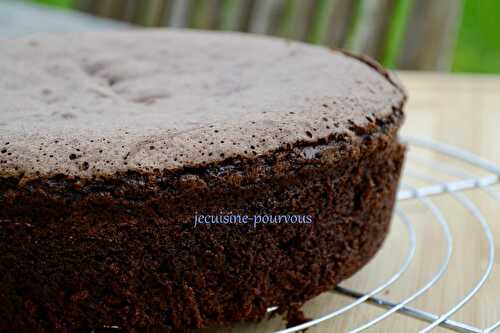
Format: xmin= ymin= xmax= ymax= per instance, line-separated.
xmin=267 ymin=136 xmax=500 ymax=333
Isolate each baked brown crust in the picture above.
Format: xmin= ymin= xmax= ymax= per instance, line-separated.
xmin=0 ymin=29 xmax=404 ymax=179
xmin=0 ymin=30 xmax=406 ymax=332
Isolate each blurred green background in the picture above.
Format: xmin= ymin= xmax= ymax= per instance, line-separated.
xmin=27 ymin=0 xmax=500 ymax=73
xmin=453 ymin=0 xmax=500 ymax=73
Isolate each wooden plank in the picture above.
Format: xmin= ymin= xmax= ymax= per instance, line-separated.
xmin=93 ymin=0 xmax=113 ymax=17
xmin=248 ymin=0 xmax=285 ymax=34
xmin=398 ymin=0 xmax=464 ymax=71
xmin=272 ymin=0 xmax=296 ymax=38
xmin=380 ymin=0 xmax=415 ymax=69
xmin=324 ymin=0 xmax=356 ymax=47
xmin=189 ymin=0 xmax=218 ymax=30
xmin=345 ymin=0 xmax=396 ymax=59
xmin=133 ymin=0 xmax=166 ymax=26
xmin=123 ymin=0 xmax=139 ymax=22
xmin=290 ymin=0 xmax=315 ymax=41
xmin=167 ymin=0 xmax=191 ymax=27
xmin=218 ymin=0 xmax=246 ymax=31
xmin=158 ymin=0 xmax=173 ymax=26
xmin=109 ymin=0 xmax=131 ymax=20
xmin=218 ymin=0 xmax=240 ymax=30
xmin=307 ymin=0 xmax=337 ymax=44
xmin=73 ymin=0 xmax=93 ymax=12
xmin=236 ymin=0 xmax=255 ymax=32
xmin=273 ymin=0 xmax=315 ymax=40
xmin=87 ymin=0 xmax=134 ymax=21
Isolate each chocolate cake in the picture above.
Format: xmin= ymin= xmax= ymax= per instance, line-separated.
xmin=0 ymin=29 xmax=406 ymax=332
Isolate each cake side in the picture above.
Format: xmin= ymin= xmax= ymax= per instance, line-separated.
xmin=0 ymin=111 xmax=405 ymax=332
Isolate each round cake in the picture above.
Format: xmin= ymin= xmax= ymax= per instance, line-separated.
xmin=0 ymin=29 xmax=406 ymax=332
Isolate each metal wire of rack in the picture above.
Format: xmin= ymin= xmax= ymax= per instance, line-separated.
xmin=268 ymin=136 xmax=500 ymax=333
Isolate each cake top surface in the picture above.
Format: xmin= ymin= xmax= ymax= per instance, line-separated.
xmin=0 ymin=29 xmax=405 ymax=179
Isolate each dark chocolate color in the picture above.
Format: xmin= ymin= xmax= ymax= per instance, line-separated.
xmin=0 ymin=30 xmax=406 ymax=332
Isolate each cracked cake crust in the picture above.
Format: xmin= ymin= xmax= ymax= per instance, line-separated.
xmin=0 ymin=29 xmax=404 ymax=179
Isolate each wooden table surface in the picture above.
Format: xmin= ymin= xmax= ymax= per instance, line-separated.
xmin=210 ymin=73 xmax=500 ymax=332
